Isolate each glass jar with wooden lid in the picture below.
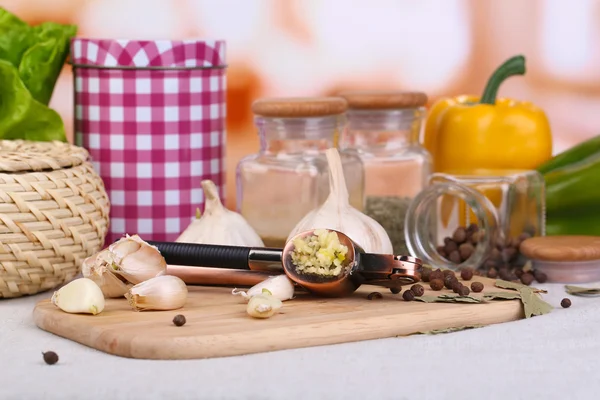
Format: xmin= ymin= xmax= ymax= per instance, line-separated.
xmin=236 ymin=97 xmax=364 ymax=248
xmin=338 ymin=91 xmax=432 ymax=254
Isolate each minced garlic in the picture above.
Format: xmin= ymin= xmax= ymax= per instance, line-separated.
xmin=290 ymin=229 xmax=349 ymax=276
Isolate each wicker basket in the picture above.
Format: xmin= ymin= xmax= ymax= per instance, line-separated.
xmin=0 ymin=140 xmax=110 ymax=299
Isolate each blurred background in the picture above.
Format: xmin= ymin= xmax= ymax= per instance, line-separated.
xmin=3 ymin=0 xmax=600 ymax=209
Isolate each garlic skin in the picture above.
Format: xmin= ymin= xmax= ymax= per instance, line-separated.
xmin=176 ymin=179 xmax=265 ymax=247
xmin=82 ymin=250 xmax=131 ymax=298
xmin=51 ymin=278 xmax=105 ymax=315
xmin=125 ymin=275 xmax=188 ymax=311
xmin=287 ymin=148 xmax=393 ymax=254
xmin=108 ymin=234 xmax=167 ymax=284
xmin=246 ymin=289 xmax=283 ymax=319
xmin=232 ymin=275 xmax=295 ymax=301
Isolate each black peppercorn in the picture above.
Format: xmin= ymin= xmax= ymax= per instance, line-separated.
xmin=487 ymin=267 xmax=498 ymax=279
xmin=389 ymin=287 xmax=401 ymax=294
xmin=444 ymin=238 xmax=458 ymax=253
xmin=173 ymin=314 xmax=187 ymax=326
xmin=534 ymin=270 xmax=548 ymax=283
xmin=430 ymin=278 xmax=444 ymax=291
xmin=402 ymin=290 xmax=415 ymax=301
xmin=452 ymin=281 xmax=463 ymax=293
xmin=514 ymin=268 xmax=524 ymax=278
xmin=421 ymin=268 xmax=432 ymax=282
xmin=430 ymin=269 xmax=444 ymax=282
xmin=410 ymin=284 xmax=425 ymax=297
xmin=448 ymin=250 xmax=461 ymax=264
xmin=561 ymin=298 xmax=571 ymax=308
xmin=452 ymin=227 xmax=467 ymax=244
xmin=443 ymin=269 xmax=455 ymax=278
xmin=458 ymin=286 xmax=471 ymax=296
xmin=42 ymin=351 xmax=59 ymax=365
xmin=460 ymin=268 xmax=474 ymax=281
xmin=520 ymin=272 xmax=535 ymax=286
xmin=367 ymin=292 xmax=383 ymax=300
xmin=471 ymin=282 xmax=484 ymax=293
xmin=444 ymin=275 xmax=458 ymax=289
xmin=466 ymin=223 xmax=479 ymax=233
xmin=458 ymin=242 xmax=474 ymax=261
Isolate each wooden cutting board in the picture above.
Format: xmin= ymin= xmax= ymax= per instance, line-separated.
xmin=33 ymin=276 xmax=524 ymax=360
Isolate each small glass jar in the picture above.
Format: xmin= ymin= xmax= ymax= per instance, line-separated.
xmin=404 ymin=169 xmax=546 ymax=277
xmin=236 ymin=97 xmax=364 ymax=248
xmin=338 ymin=91 xmax=432 ymax=254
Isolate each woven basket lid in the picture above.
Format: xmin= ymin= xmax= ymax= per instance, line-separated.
xmin=0 ymin=140 xmax=89 ymax=173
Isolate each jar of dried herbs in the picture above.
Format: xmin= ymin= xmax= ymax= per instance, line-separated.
xmin=236 ymin=97 xmax=364 ymax=248
xmin=338 ymin=91 xmax=432 ymax=254
xmin=404 ymin=170 xmax=546 ymax=280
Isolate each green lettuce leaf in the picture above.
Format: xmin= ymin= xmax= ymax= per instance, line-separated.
xmin=0 ymin=60 xmax=66 ymax=141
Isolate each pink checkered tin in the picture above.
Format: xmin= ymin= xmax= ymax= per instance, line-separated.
xmin=71 ymin=38 xmax=227 ymax=243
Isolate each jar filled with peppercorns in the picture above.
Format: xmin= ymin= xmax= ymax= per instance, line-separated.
xmin=404 ymin=169 xmax=545 ymax=280
xmin=337 ymin=91 xmax=432 ymax=254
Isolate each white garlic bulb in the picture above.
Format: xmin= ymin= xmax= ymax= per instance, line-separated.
xmin=232 ymin=274 xmax=295 ymax=301
xmin=82 ymin=249 xmax=131 ymax=298
xmin=125 ymin=275 xmax=188 ymax=311
xmin=51 ymin=278 xmax=105 ymax=315
xmin=176 ymin=179 xmax=264 ymax=247
xmin=287 ymin=148 xmax=393 ymax=254
xmin=108 ymin=234 xmax=167 ymax=284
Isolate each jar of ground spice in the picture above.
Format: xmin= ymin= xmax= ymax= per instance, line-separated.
xmin=404 ymin=170 xmax=546 ymax=281
xmin=236 ymin=97 xmax=364 ymax=248
xmin=338 ymin=91 xmax=432 ymax=254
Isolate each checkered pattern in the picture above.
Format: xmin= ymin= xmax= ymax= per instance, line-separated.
xmin=71 ymin=39 xmax=226 ymax=243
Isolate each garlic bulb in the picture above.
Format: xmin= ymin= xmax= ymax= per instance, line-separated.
xmin=246 ymin=288 xmax=283 ymax=319
xmin=176 ymin=179 xmax=264 ymax=247
xmin=82 ymin=250 xmax=131 ymax=298
xmin=287 ymin=148 xmax=393 ymax=254
xmin=108 ymin=234 xmax=167 ymax=284
xmin=51 ymin=278 xmax=105 ymax=315
xmin=232 ymin=275 xmax=295 ymax=301
xmin=125 ymin=275 xmax=188 ymax=311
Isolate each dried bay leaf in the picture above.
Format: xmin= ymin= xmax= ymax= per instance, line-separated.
xmin=494 ymin=279 xmax=552 ymax=318
xmin=565 ymin=285 xmax=600 ymax=297
xmin=412 ymin=294 xmax=482 ymax=304
xmin=418 ymin=324 xmax=485 ymax=335
xmin=483 ymin=292 xmax=522 ymax=301
xmin=495 ymin=279 xmax=547 ymax=294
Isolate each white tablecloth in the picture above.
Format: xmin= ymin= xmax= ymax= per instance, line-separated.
xmin=1 ymin=282 xmax=599 ymax=400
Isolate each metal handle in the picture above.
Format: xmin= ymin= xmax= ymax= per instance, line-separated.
xmin=147 ymin=241 xmax=252 ymax=270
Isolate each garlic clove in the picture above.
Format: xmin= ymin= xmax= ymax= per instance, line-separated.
xmin=232 ymin=274 xmax=294 ymax=301
xmin=287 ymin=148 xmax=393 ymax=254
xmin=107 ymin=234 xmax=167 ymax=284
xmin=246 ymin=289 xmax=283 ymax=319
xmin=176 ymin=179 xmax=265 ymax=247
xmin=125 ymin=275 xmax=188 ymax=311
xmin=82 ymin=250 xmax=131 ymax=298
xmin=109 ymin=235 xmax=142 ymax=264
xmin=51 ymin=278 xmax=105 ymax=315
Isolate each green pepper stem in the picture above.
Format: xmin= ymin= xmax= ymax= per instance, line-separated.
xmin=479 ymin=55 xmax=526 ymax=105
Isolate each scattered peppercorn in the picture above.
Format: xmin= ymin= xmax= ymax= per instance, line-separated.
xmin=402 ymin=290 xmax=415 ymax=301
xmin=421 ymin=268 xmax=432 ymax=282
xmin=444 ymin=275 xmax=457 ymax=289
xmin=410 ymin=284 xmax=425 ymax=297
xmin=520 ymin=272 xmax=535 ymax=286
xmin=389 ymin=287 xmax=401 ymax=294
xmin=367 ymin=292 xmax=384 ymax=300
xmin=430 ymin=269 xmax=444 ymax=282
xmin=430 ymin=278 xmax=444 ymax=291
xmin=534 ymin=270 xmax=548 ymax=283
xmin=452 ymin=281 xmax=463 ymax=293
xmin=173 ymin=314 xmax=187 ymax=326
xmin=458 ymin=286 xmax=471 ymax=296
xmin=443 ymin=269 xmax=455 ymax=278
xmin=42 ymin=351 xmax=59 ymax=365
xmin=514 ymin=268 xmax=524 ymax=278
xmin=487 ymin=268 xmax=498 ymax=279
xmin=471 ymin=282 xmax=484 ymax=293
xmin=561 ymin=298 xmax=571 ymax=308
xmin=460 ymin=268 xmax=474 ymax=281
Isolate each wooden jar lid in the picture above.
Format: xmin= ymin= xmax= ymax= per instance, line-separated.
xmin=251 ymin=97 xmax=348 ymax=118
xmin=338 ymin=91 xmax=428 ymax=110
xmin=520 ymin=236 xmax=600 ymax=262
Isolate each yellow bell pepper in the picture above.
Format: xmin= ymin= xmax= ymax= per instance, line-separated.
xmin=423 ymin=55 xmax=553 ymax=173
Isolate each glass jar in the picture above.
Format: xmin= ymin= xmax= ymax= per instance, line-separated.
xmin=236 ymin=97 xmax=364 ymax=248
xmin=338 ymin=91 xmax=432 ymax=254
xmin=404 ymin=169 xmax=545 ymax=278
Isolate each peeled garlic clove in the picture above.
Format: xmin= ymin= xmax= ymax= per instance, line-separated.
xmin=287 ymin=148 xmax=393 ymax=254
xmin=51 ymin=278 xmax=105 ymax=315
xmin=125 ymin=275 xmax=188 ymax=311
xmin=176 ymin=179 xmax=265 ymax=247
xmin=232 ymin=275 xmax=294 ymax=301
xmin=246 ymin=289 xmax=283 ymax=319
xmin=108 ymin=235 xmax=167 ymax=284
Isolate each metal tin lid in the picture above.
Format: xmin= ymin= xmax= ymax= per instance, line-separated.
xmin=252 ymin=97 xmax=348 ymax=118
xmin=70 ymin=39 xmax=226 ymax=69
xmin=338 ymin=91 xmax=428 ymax=110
